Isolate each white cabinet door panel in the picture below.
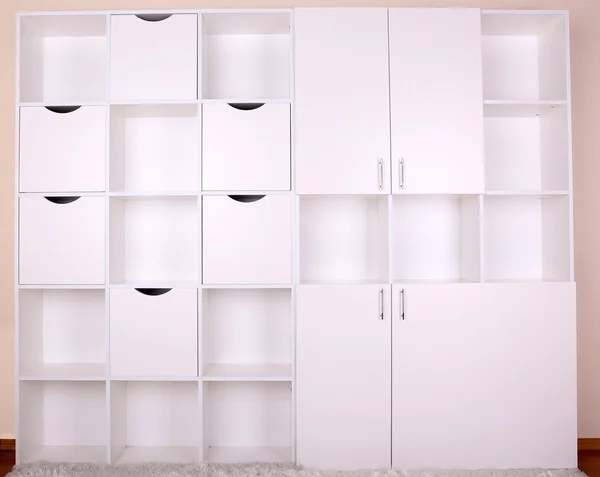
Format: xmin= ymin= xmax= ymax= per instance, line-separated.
xmin=295 ymin=8 xmax=390 ymax=194
xmin=389 ymin=8 xmax=484 ymax=194
xmin=297 ymin=284 xmax=391 ymax=470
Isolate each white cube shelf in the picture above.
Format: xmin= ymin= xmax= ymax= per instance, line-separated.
xmin=484 ymin=195 xmax=570 ymax=282
xmin=111 ymin=381 xmax=200 ymax=464
xmin=19 ymin=196 xmax=106 ymax=285
xmin=110 ymin=104 xmax=199 ymax=194
xmin=19 ymin=381 xmax=107 ymax=464
xmin=202 ymin=195 xmax=292 ymax=285
xmin=393 ymin=195 xmax=481 ymax=283
xmin=110 ymin=288 xmax=198 ymax=378
xmin=484 ymin=103 xmax=569 ymax=192
xmin=19 ymin=289 xmax=106 ymax=380
xmin=19 ymin=15 xmax=107 ymax=103
xmin=202 ymin=12 xmax=291 ymax=99
xmin=202 ymin=289 xmax=291 ymax=381
xmin=300 ymin=195 xmax=389 ymax=284
xmin=202 ymin=102 xmax=291 ymax=191
xmin=20 ymin=106 xmax=106 ymax=193
xmin=202 ymin=381 xmax=292 ymax=463
xmin=110 ymin=14 xmax=198 ymax=101
xmin=482 ymin=13 xmax=568 ymax=102
xmin=109 ymin=197 xmax=199 ymax=285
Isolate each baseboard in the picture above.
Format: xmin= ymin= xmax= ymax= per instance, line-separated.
xmin=0 ymin=439 xmax=15 ymax=451
xmin=579 ymin=438 xmax=600 ymax=451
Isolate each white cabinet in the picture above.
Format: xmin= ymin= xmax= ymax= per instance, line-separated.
xmin=110 ymin=14 xmax=198 ymax=101
xmin=19 ymin=196 xmax=105 ymax=285
xmin=110 ymin=288 xmax=198 ymax=377
xmin=294 ymin=8 xmax=390 ymax=194
xmin=389 ymin=8 xmax=485 ymax=194
xmin=391 ymin=283 xmax=577 ymax=469
xmin=202 ymin=195 xmax=292 ymax=284
xmin=297 ymin=285 xmax=391 ymax=470
xmin=20 ymin=106 xmax=106 ymax=193
xmin=202 ymin=103 xmax=291 ymax=191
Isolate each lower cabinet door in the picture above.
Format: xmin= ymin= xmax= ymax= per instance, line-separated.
xmin=392 ymin=283 xmax=577 ymax=469
xmin=110 ymin=288 xmax=198 ymax=377
xmin=297 ymin=284 xmax=391 ymax=470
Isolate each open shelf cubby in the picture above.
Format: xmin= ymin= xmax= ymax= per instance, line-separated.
xmin=19 ymin=289 xmax=106 ymax=379
xmin=202 ymin=289 xmax=292 ymax=381
xmin=393 ymin=195 xmax=481 ymax=283
xmin=202 ymin=381 xmax=292 ymax=463
xmin=109 ymin=197 xmax=199 ymax=285
xmin=20 ymin=15 xmax=107 ymax=103
xmin=300 ymin=195 xmax=389 ymax=284
xmin=484 ymin=103 xmax=569 ymax=192
xmin=110 ymin=104 xmax=200 ymax=194
xmin=481 ymin=12 xmax=567 ymax=102
xmin=202 ymin=12 xmax=291 ymax=99
xmin=111 ymin=381 xmax=200 ymax=464
xmin=19 ymin=381 xmax=107 ymax=463
xmin=483 ymin=195 xmax=571 ymax=282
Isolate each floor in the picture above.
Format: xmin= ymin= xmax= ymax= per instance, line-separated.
xmin=0 ymin=451 xmax=598 ymax=477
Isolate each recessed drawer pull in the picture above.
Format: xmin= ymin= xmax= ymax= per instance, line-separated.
xmin=44 ymin=196 xmax=81 ymax=204
xmin=227 ymin=103 xmax=265 ymax=111
xmin=135 ymin=14 xmax=173 ymax=22
xmin=227 ymin=195 xmax=266 ymax=203
xmin=44 ymin=106 xmax=81 ymax=114
xmin=134 ymin=288 xmax=172 ymax=296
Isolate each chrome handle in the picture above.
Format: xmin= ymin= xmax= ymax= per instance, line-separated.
xmin=379 ymin=288 xmax=384 ymax=320
xmin=400 ymin=289 xmax=405 ymax=320
xmin=399 ymin=159 xmax=404 ymax=191
xmin=378 ymin=159 xmax=384 ymax=191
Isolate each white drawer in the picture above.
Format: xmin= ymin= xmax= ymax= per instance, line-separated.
xmin=110 ymin=14 xmax=198 ymax=101
xmin=203 ymin=195 xmax=292 ymax=284
xmin=19 ymin=196 xmax=105 ymax=285
xmin=19 ymin=106 xmax=106 ymax=193
xmin=110 ymin=288 xmax=198 ymax=377
xmin=202 ymin=103 xmax=291 ymax=191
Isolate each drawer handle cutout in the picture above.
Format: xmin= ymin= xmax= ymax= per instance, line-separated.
xmin=228 ymin=195 xmax=266 ymax=203
xmin=45 ymin=106 xmax=81 ymax=114
xmin=44 ymin=196 xmax=80 ymax=204
xmin=134 ymin=288 xmax=172 ymax=296
xmin=135 ymin=14 xmax=173 ymax=22
xmin=228 ymin=103 xmax=265 ymax=111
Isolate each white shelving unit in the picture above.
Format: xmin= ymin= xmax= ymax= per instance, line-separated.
xmin=15 ymin=6 xmax=576 ymax=471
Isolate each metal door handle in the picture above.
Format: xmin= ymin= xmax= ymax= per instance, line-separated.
xmin=378 ymin=159 xmax=384 ymax=191
xmin=399 ymin=159 xmax=404 ymax=190
xmin=400 ymin=289 xmax=405 ymax=320
xmin=379 ymin=288 xmax=384 ymax=320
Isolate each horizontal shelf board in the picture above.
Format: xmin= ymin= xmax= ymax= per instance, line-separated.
xmin=110 ymin=99 xmax=199 ymax=106
xmin=18 ymin=284 xmax=106 ymax=290
xmin=109 ymin=281 xmax=199 ymax=289
xmin=20 ymin=363 xmax=106 ymax=381
xmin=207 ymin=446 xmax=292 ymax=464
xmin=393 ymin=279 xmax=480 ymax=284
xmin=19 ymin=101 xmax=108 ymax=108
xmin=299 ymin=279 xmax=390 ymax=285
xmin=483 ymin=278 xmax=571 ymax=283
xmin=484 ymin=101 xmax=567 ymax=117
xmin=485 ymin=190 xmax=569 ymax=195
xmin=109 ymin=376 xmax=200 ymax=382
xmin=201 ymin=190 xmax=292 ymax=196
xmin=202 ymin=284 xmax=292 ymax=289
xmin=201 ymin=98 xmax=291 ymax=104
xmin=116 ymin=446 xmax=199 ymax=464
xmin=18 ymin=192 xmax=105 ymax=197
xmin=203 ymin=363 xmax=292 ymax=381
xmin=109 ymin=191 xmax=199 ymax=198
xmin=19 ymin=8 xmax=292 ymax=16
xmin=25 ymin=446 xmax=106 ymax=464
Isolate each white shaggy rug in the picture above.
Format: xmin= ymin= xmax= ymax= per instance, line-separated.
xmin=4 ymin=463 xmax=589 ymax=477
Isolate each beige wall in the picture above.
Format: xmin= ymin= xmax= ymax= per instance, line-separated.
xmin=1 ymin=0 xmax=599 ymax=439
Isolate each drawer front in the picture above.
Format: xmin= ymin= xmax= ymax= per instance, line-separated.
xmin=110 ymin=14 xmax=198 ymax=101
xmin=110 ymin=288 xmax=198 ymax=377
xmin=20 ymin=106 xmax=106 ymax=193
xmin=203 ymin=195 xmax=292 ymax=284
xmin=202 ymin=103 xmax=291 ymax=191
xmin=19 ymin=196 xmax=106 ymax=285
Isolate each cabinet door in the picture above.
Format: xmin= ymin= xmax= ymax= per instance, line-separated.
xmin=110 ymin=288 xmax=198 ymax=377
xmin=110 ymin=14 xmax=198 ymax=101
xmin=297 ymin=284 xmax=391 ymax=470
xmin=389 ymin=8 xmax=484 ymax=194
xmin=202 ymin=103 xmax=291 ymax=191
xmin=392 ymin=283 xmax=576 ymax=469
xmin=295 ymin=8 xmax=390 ymax=194
xmin=20 ymin=106 xmax=106 ymax=193
xmin=19 ymin=196 xmax=105 ymax=285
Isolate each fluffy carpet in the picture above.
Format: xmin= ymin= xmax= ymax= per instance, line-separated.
xmin=4 ymin=463 xmax=588 ymax=477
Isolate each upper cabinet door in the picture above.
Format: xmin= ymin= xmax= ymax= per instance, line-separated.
xmin=294 ymin=8 xmax=391 ymax=194
xmin=297 ymin=284 xmax=391 ymax=470
xmin=389 ymin=8 xmax=485 ymax=194
xmin=392 ymin=283 xmax=577 ymax=469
